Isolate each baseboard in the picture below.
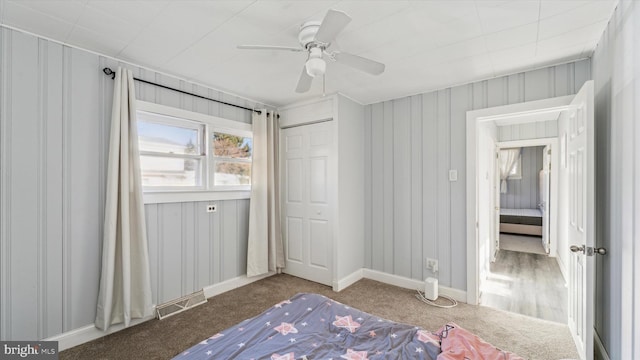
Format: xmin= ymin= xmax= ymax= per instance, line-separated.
xmin=594 ymin=329 xmax=610 ymax=360
xmin=45 ymin=313 xmax=156 ymax=351
xmin=333 ymin=269 xmax=364 ymax=292
xmin=203 ymin=272 xmax=275 ymax=298
xmin=361 ymin=269 xmax=467 ymax=303
xmin=48 ymin=272 xmax=274 ymax=352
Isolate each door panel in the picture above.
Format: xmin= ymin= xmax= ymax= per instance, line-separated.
xmin=281 ymin=121 xmax=333 ymax=286
xmin=309 ymin=219 xmax=329 ymax=268
xmin=286 ymin=217 xmax=303 ymax=263
xmin=286 ymin=158 xmax=303 ymax=203
xmin=566 ymin=81 xmax=594 ymax=360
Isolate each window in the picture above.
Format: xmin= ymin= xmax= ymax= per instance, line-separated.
xmin=508 ymin=156 xmax=522 ymax=179
xmin=136 ymin=101 xmax=253 ymax=195
xmin=138 ymin=112 xmax=205 ymax=189
xmin=212 ymin=132 xmax=252 ymax=186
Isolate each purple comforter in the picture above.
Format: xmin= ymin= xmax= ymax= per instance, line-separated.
xmin=174 ymin=293 xmax=441 ymax=359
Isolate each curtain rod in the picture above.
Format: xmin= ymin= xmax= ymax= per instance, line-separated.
xmin=102 ymin=67 xmax=263 ymax=115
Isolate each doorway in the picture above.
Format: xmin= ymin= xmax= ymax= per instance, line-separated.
xmin=466 ymin=81 xmax=596 ymax=359
xmin=479 ymin=132 xmax=565 ymax=323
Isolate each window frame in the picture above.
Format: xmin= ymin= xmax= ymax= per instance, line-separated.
xmin=136 ymin=101 xmax=253 ymax=204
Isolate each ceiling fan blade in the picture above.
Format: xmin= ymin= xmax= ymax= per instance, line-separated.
xmin=237 ymin=45 xmax=303 ymax=52
xmin=333 ymin=52 xmax=385 ymax=75
xmin=295 ymin=66 xmax=313 ymax=93
xmin=314 ymin=9 xmax=352 ymax=44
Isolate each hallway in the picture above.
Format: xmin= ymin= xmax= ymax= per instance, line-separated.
xmin=480 ymin=248 xmax=567 ymax=323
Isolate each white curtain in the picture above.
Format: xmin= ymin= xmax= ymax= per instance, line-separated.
xmin=499 ymin=148 xmax=521 ymax=194
xmin=246 ymin=110 xmax=285 ymax=277
xmin=95 ymin=67 xmax=153 ymax=331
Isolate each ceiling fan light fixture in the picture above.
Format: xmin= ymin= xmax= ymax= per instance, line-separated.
xmin=305 ymin=57 xmax=326 ymax=77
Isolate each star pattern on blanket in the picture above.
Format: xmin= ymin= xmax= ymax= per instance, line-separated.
xmin=275 ymin=300 xmax=292 ymax=308
xmin=208 ymin=333 xmax=224 ymax=340
xmin=340 ymin=349 xmax=369 ymax=360
xmin=332 ymin=315 xmax=361 ymax=333
xmin=369 ymin=331 xmax=376 ymax=338
xmin=274 ymin=322 xmax=298 ymax=335
xmin=271 ymin=352 xmax=295 ymax=360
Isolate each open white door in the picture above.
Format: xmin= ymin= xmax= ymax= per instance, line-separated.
xmin=566 ymin=80 xmax=595 ymax=360
xmin=541 ymin=146 xmax=551 ymax=254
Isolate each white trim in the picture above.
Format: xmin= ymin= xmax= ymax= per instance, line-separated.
xmin=466 ymin=95 xmax=573 ymax=305
xmin=45 ymin=312 xmax=156 ymax=351
xmin=143 ymin=190 xmax=250 ymax=204
xmin=556 ymin=253 xmax=569 ymax=285
xmin=361 ymin=269 xmax=467 ymax=303
xmin=137 ymin=101 xmax=252 ymax=134
xmin=595 ymin=330 xmax=611 ymax=360
xmin=333 ymin=269 xmax=364 ymax=292
xmin=202 ymin=272 xmax=275 ymax=299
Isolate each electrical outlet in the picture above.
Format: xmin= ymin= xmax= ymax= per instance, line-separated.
xmin=426 ymin=258 xmax=438 ymax=273
xmin=206 ymin=204 xmax=217 ymax=213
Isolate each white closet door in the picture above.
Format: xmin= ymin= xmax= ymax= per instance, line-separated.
xmin=280 ymin=121 xmax=333 ymax=286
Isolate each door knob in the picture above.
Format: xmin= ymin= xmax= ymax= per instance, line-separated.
xmin=570 ymin=245 xmax=585 ymax=254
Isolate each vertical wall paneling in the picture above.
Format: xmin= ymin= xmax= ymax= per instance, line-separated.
xmin=237 ymin=200 xmax=249 ymax=277
xmin=68 ymin=48 xmax=102 ymax=330
xmin=0 ymin=28 xmax=9 ymax=341
xmin=364 ymin=59 xmax=591 ymax=290
xmin=195 ymin=202 xmax=210 ymax=289
xmin=370 ymin=103 xmax=384 ymax=271
xmin=449 ymin=85 xmax=471 ymax=289
xmin=182 ymin=202 xmax=195 ymax=295
xmin=363 ymin=106 xmax=372 ymax=269
xmin=409 ymin=95 xmax=423 ymax=280
xmin=382 ymin=101 xmax=394 ymax=273
xmin=9 ymin=30 xmax=39 ymax=339
xmin=43 ymin=40 xmax=64 ymax=339
xmin=145 ymin=204 xmax=159 ymax=305
xmin=0 ymin=28 xmax=265 ymax=340
xmin=159 ymin=203 xmax=183 ymax=303
xmin=222 ymin=200 xmax=239 ymax=281
xmin=422 ymin=93 xmax=438 ymax=281
xmin=436 ymin=89 xmax=451 ymax=286
xmin=392 ymin=97 xmax=411 ymax=278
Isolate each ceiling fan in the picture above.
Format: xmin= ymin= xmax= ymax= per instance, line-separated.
xmin=237 ymin=9 xmax=386 ymax=93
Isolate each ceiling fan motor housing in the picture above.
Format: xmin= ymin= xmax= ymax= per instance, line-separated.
xmin=298 ymin=21 xmax=322 ymax=48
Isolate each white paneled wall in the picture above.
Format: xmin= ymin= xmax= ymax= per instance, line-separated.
xmin=500 ymin=146 xmax=544 ymax=209
xmin=592 ymin=2 xmax=640 ymax=359
xmin=364 ymin=59 xmax=590 ymax=290
xmin=498 ymin=119 xmax=558 ymax=141
xmin=0 ymin=28 xmax=264 ymax=341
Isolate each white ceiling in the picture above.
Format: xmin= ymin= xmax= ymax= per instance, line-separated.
xmin=0 ymin=0 xmax=617 ymax=106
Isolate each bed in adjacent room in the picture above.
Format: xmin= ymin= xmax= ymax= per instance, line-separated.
xmin=174 ymin=293 xmax=522 ymax=360
xmin=499 ymin=208 xmax=543 ymax=236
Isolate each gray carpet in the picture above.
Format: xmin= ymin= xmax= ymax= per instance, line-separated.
xmin=500 ymin=233 xmax=547 ymax=255
xmin=60 ymin=274 xmax=578 ymax=360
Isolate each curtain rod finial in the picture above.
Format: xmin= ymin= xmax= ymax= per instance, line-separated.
xmin=103 ymin=67 xmax=116 ymax=79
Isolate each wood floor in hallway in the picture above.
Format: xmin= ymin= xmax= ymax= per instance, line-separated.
xmin=480 ymin=249 xmax=567 ymax=323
